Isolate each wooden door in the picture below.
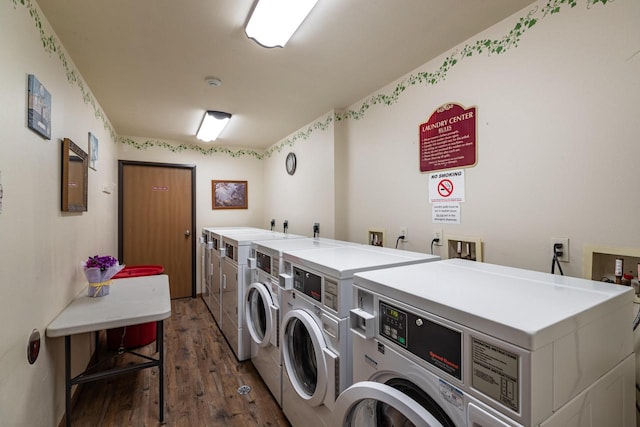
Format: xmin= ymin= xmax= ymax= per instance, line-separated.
xmin=119 ymin=161 xmax=195 ymax=299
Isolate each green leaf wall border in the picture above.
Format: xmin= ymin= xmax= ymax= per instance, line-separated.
xmin=118 ymin=113 xmax=334 ymax=160
xmin=13 ymin=0 xmax=611 ymax=159
xmin=11 ymin=0 xmax=118 ymax=143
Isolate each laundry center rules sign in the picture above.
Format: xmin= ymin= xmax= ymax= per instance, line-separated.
xmin=419 ymin=103 xmax=477 ymax=173
xmin=420 ymin=103 xmax=477 ymax=224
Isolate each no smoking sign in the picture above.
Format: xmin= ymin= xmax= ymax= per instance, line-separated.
xmin=429 ymin=169 xmax=465 ymax=203
xmin=437 ymin=179 xmax=454 ymax=198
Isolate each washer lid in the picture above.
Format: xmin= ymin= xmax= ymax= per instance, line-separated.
xmin=354 ymin=259 xmax=633 ymax=350
xmin=222 ymin=231 xmax=304 ymax=246
xmin=283 ymin=245 xmax=439 ymax=279
xmin=252 ymin=237 xmax=352 ymax=255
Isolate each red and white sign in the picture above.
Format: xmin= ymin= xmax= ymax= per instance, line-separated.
xmin=429 ymin=169 xmax=465 ymax=203
xmin=419 ymin=103 xmax=477 ymax=173
xmin=437 ymin=179 xmax=454 ymax=198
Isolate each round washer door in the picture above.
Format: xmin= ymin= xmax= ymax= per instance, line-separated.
xmin=245 ymin=282 xmax=275 ymax=347
xmin=281 ymin=308 xmax=328 ymax=407
xmin=333 ymin=381 xmax=446 ymax=427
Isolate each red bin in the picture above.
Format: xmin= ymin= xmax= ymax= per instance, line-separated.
xmin=107 ymin=265 xmax=164 ymax=350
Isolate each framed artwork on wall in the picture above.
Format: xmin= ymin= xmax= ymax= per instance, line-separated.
xmin=212 ymin=180 xmax=248 ymax=209
xmin=27 ymin=74 xmax=52 ymax=140
xmin=61 ymin=138 xmax=88 ymax=212
xmin=88 ymin=132 xmax=99 ymax=170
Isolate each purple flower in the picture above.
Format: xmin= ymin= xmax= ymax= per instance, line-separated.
xmin=85 ymin=255 xmax=118 ymax=271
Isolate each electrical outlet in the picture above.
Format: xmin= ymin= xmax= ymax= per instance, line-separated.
xmin=551 ymin=237 xmax=569 ymax=263
xmin=400 ymin=227 xmax=407 ymax=242
xmin=433 ymin=229 xmax=443 ymax=246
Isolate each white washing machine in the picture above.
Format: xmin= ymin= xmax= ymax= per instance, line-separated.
xmin=245 ymin=237 xmax=359 ymax=406
xmin=221 ymin=230 xmax=304 ymax=361
xmin=279 ymin=245 xmax=440 ymax=427
xmin=335 ymin=259 xmax=635 ymax=426
xmin=201 ymin=226 xmax=261 ymax=326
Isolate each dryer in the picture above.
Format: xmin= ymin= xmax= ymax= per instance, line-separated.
xmin=279 ymin=245 xmax=440 ymax=427
xmin=336 ymin=259 xmax=635 ymax=426
xmin=221 ymin=230 xmax=304 ymax=361
xmin=246 ymin=237 xmax=358 ymax=406
xmin=201 ymin=226 xmax=260 ymax=326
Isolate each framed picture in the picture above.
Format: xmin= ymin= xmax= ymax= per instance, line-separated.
xmin=88 ymin=132 xmax=98 ymax=170
xmin=27 ymin=74 xmax=52 ymax=139
xmin=212 ymin=180 xmax=248 ymax=209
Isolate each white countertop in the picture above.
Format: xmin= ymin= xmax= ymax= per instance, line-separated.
xmin=46 ymin=274 xmax=171 ymax=337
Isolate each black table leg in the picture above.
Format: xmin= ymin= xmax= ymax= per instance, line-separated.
xmin=65 ymin=335 xmax=71 ymax=427
xmin=158 ymin=319 xmax=164 ymax=422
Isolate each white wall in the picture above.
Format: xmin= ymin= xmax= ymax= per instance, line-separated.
xmin=338 ymin=0 xmax=640 ymax=276
xmin=262 ymin=112 xmax=336 ymax=238
xmin=0 ymin=1 xmax=118 ymax=425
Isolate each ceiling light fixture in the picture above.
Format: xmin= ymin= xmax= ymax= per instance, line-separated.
xmin=196 ymin=111 xmax=231 ymax=142
xmin=245 ymin=0 xmax=319 ymax=48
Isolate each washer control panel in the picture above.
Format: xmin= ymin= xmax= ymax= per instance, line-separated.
xmin=256 ymin=251 xmax=271 ymax=275
xmin=224 ymin=243 xmax=235 ymax=261
xmin=380 ymin=301 xmax=462 ymax=380
xmin=293 ymin=267 xmax=322 ymax=302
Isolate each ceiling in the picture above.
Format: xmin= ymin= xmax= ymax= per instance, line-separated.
xmin=37 ymin=0 xmax=536 ymax=151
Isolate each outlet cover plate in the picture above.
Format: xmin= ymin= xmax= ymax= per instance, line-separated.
xmin=551 ymin=237 xmax=569 ymax=263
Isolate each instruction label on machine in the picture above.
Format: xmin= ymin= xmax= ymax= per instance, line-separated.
xmin=471 ymin=337 xmax=519 ymax=412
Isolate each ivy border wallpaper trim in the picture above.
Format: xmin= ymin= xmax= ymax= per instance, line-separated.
xmin=12 ymin=0 xmax=610 ymax=159
xmin=11 ymin=0 xmax=118 ymax=143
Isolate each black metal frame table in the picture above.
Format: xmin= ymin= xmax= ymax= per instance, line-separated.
xmin=47 ymin=275 xmax=171 ymax=426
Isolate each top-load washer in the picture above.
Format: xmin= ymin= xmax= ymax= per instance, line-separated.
xmin=220 ymin=230 xmax=304 ymax=361
xmin=278 ymin=245 xmax=440 ymax=427
xmin=201 ymin=226 xmax=261 ymax=325
xmin=246 ymin=237 xmax=361 ymax=406
xmin=337 ymin=258 xmax=635 ymax=426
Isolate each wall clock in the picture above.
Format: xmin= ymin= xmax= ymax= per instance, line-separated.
xmin=285 ymin=152 xmax=297 ymax=175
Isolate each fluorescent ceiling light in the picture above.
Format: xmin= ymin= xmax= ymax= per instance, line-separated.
xmin=196 ymin=111 xmax=231 ymax=142
xmin=245 ymin=0 xmax=319 ymax=48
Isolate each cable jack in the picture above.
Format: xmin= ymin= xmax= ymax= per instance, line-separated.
xmin=551 ymin=243 xmax=564 ymax=275
xmin=430 ymin=238 xmax=440 ymax=255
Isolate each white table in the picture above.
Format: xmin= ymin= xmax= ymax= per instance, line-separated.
xmin=47 ymin=274 xmax=172 ymax=426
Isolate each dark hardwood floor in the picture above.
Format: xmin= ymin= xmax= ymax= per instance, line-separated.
xmin=68 ymin=297 xmax=290 ymax=426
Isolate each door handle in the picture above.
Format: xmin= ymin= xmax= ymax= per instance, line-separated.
xmin=184 ymin=229 xmax=191 ymax=237
xmin=223 ymin=274 xmax=226 ymax=289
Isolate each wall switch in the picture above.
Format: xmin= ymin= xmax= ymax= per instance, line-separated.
xmin=400 ymin=227 xmax=407 ymax=242
xmin=551 ymin=237 xmax=569 ymax=263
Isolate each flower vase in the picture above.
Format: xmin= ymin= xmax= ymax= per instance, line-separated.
xmin=88 ymin=280 xmax=112 ymax=297
xmin=83 ymin=257 xmax=124 ymax=298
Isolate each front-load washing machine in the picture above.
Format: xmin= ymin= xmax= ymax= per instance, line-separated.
xmin=220 ymin=230 xmax=304 ymax=361
xmin=278 ymin=245 xmax=440 ymax=427
xmin=201 ymin=226 xmax=261 ymax=326
xmin=336 ymin=259 xmax=635 ymax=426
xmin=246 ymin=237 xmax=359 ymax=406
